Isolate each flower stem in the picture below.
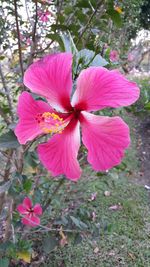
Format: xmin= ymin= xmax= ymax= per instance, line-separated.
xmin=43 ymin=177 xmax=65 ymax=212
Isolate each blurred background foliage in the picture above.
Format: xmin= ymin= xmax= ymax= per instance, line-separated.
xmin=0 ymin=0 xmax=150 ymax=266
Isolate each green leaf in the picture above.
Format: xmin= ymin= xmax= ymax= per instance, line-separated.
xmin=24 ymin=152 xmax=38 ymax=168
xmin=70 ymin=216 xmax=88 ymax=229
xmin=0 ymin=258 xmax=9 ymax=267
xmin=60 ymin=32 xmax=78 ymax=55
xmin=145 ymin=102 xmax=150 ymax=110
xmin=70 ymin=216 xmax=81 ymax=228
xmin=23 ymin=179 xmax=32 ymax=193
xmin=73 ymin=233 xmax=82 ymax=245
xmin=0 ymin=56 xmax=5 ymax=60
xmin=76 ymin=49 xmax=108 ymax=69
xmin=75 ymin=0 xmax=91 ymax=8
xmin=91 ymin=54 xmax=108 ymax=67
xmin=46 ymin=33 xmax=64 ymax=50
xmin=43 ymin=235 xmax=58 ymax=253
xmin=0 ymin=130 xmax=20 ymax=149
xmin=64 ymin=6 xmax=73 ymax=15
xmin=51 ymin=24 xmax=68 ymax=31
xmin=107 ymin=9 xmax=122 ymax=27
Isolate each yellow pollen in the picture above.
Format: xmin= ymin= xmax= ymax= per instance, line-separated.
xmin=38 ymin=112 xmax=66 ymax=134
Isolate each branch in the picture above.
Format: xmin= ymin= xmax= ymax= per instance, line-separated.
xmin=0 ymin=64 xmax=14 ymax=122
xmin=14 ymin=0 xmax=24 ymax=82
xmin=76 ymin=0 xmax=105 ymax=46
xmin=0 ymin=106 xmax=10 ymax=124
xmin=0 ymin=150 xmax=13 ymax=215
xmin=28 ymin=1 xmax=38 ymax=66
xmin=16 ymin=216 xmax=90 ymax=233
xmin=43 ymin=177 xmax=65 ymax=212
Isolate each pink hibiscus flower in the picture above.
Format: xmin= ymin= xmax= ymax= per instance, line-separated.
xmin=38 ymin=10 xmax=51 ymax=22
xmin=128 ymin=53 xmax=134 ymax=62
xmin=110 ymin=50 xmax=119 ymax=62
xmin=15 ymin=53 xmax=140 ymax=181
xmin=17 ymin=197 xmax=42 ymax=227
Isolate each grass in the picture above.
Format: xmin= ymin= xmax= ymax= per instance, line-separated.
xmin=3 ymin=79 xmax=150 ymax=266
xmin=40 ymin=169 xmax=150 ymax=267
xmin=30 ymin=109 xmax=150 ymax=267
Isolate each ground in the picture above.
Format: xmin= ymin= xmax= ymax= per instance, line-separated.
xmin=135 ymin=115 xmax=150 ymax=186
xmin=29 ymin=110 xmax=150 ymax=267
xmin=1 ymin=79 xmax=150 ymax=267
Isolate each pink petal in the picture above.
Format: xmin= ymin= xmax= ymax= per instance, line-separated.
xmin=45 ymin=10 xmax=51 ymax=15
xmin=22 ymin=215 xmax=40 ymax=227
xmin=40 ymin=15 xmax=49 ymax=22
xmin=33 ymin=204 xmax=43 ymax=215
xmin=72 ymin=67 xmax=140 ymax=112
xmin=21 ymin=217 xmax=31 ymax=226
xmin=80 ymin=111 xmax=130 ymax=171
xmin=17 ymin=204 xmax=27 ymax=215
xmin=23 ymin=197 xmax=32 ymax=209
xmin=24 ymin=53 xmax=73 ymax=112
xmin=37 ymin=119 xmax=81 ymax=180
xmin=15 ymin=92 xmax=53 ymax=144
xmin=110 ymin=50 xmax=119 ymax=62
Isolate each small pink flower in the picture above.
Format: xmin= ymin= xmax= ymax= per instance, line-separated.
xmin=38 ymin=10 xmax=51 ymax=22
xmin=26 ymin=38 xmax=32 ymax=46
xmin=90 ymin=192 xmax=97 ymax=201
xmin=110 ymin=50 xmax=119 ymax=62
xmin=128 ymin=53 xmax=134 ymax=62
xmin=15 ymin=53 xmax=140 ymax=181
xmin=19 ymin=33 xmax=24 ymax=41
xmin=17 ymin=197 xmax=42 ymax=227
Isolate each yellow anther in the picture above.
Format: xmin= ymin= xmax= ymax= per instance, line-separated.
xmin=39 ymin=112 xmax=65 ymax=135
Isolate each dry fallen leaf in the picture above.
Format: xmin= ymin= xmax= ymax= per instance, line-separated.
xmin=88 ymin=192 xmax=97 ymax=201
xmin=128 ymin=252 xmax=136 ymax=260
xmin=59 ymin=226 xmax=68 ymax=247
xmin=94 ymin=247 xmax=99 ymax=254
xmin=108 ymin=204 xmax=122 ymax=211
xmin=104 ymin=191 xmax=111 ymax=196
xmin=17 ymin=251 xmax=31 ymax=263
xmin=92 ymin=211 xmax=97 ymax=221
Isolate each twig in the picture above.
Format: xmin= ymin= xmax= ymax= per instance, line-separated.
xmin=34 ymin=0 xmax=63 ymax=56
xmin=76 ymin=0 xmax=104 ymax=46
xmin=0 ymin=150 xmax=17 ymax=169
xmin=43 ymin=177 xmax=65 ymax=211
xmin=16 ymin=226 xmax=89 ymax=234
xmin=0 ymin=106 xmax=10 ymax=124
xmin=0 ymin=150 xmax=13 ymax=215
xmin=4 ymin=150 xmax=13 ymax=182
xmin=14 ymin=0 xmax=24 ymax=82
xmin=23 ymin=133 xmax=47 ymax=154
xmin=0 ymin=64 xmax=14 ymax=121
xmin=10 ymin=199 xmax=16 ymax=243
xmin=28 ymin=1 xmax=38 ymax=66
xmin=34 ymin=40 xmax=54 ymax=55
xmin=18 ymin=214 xmax=90 ymax=234
xmin=4 ymin=198 xmax=15 ymax=242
